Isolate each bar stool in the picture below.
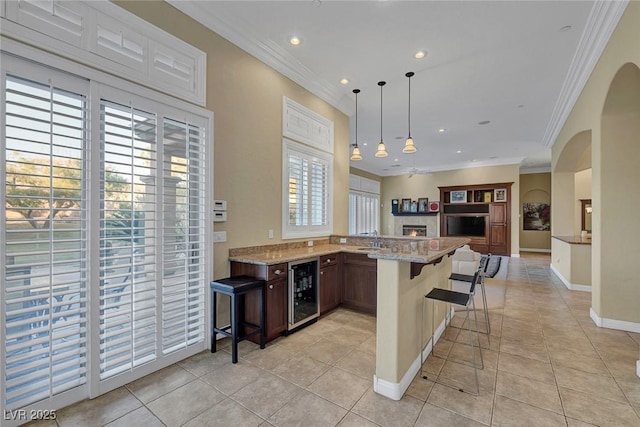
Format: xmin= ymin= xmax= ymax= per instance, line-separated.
xmin=449 ymin=253 xmax=492 ymax=336
xmin=421 ymin=271 xmax=484 ymax=395
xmin=210 ymin=276 xmax=265 ymax=363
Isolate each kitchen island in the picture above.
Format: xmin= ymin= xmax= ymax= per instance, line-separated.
xmin=228 ymin=235 xmax=470 ymax=401
xmin=365 ymin=237 xmax=469 ymax=400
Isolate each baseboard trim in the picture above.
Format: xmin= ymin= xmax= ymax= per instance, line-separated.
xmin=520 ymin=248 xmax=551 ymax=253
xmin=510 ymin=253 xmax=521 ymax=258
xmin=637 ymin=360 xmax=640 ymax=379
xmin=590 ymin=308 xmax=640 ymax=333
xmin=373 ymin=308 xmax=454 ymax=400
xmin=550 ymin=264 xmax=591 ymax=292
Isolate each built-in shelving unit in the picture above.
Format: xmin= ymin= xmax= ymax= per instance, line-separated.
xmin=439 ymin=183 xmax=513 ymax=255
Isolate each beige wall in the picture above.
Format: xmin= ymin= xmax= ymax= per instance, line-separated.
xmin=520 ymin=173 xmax=551 ymax=251
xmin=114 ymin=1 xmax=350 ymax=282
xmin=350 ymin=167 xmax=382 ymax=183
xmin=380 ymin=165 xmax=520 ymax=254
xmin=551 ymin=1 xmax=640 ymax=325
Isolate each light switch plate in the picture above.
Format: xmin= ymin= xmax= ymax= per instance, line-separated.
xmin=339 ymin=238 xmax=347 ymax=244
xmin=213 ymin=231 xmax=227 ymax=242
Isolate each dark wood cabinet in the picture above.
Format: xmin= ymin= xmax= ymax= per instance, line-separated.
xmin=439 ymin=182 xmax=512 ymax=256
xmin=230 ymin=261 xmax=288 ymax=343
xmin=319 ymin=253 xmax=340 ymax=315
xmin=341 ymin=253 xmax=377 ymax=315
xmin=264 ymin=277 xmax=287 ymax=339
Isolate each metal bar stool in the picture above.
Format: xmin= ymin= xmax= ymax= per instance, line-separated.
xmin=421 ymin=271 xmax=484 ymax=395
xmin=210 ymin=276 xmax=265 ymax=363
xmin=449 ymin=253 xmax=492 ymax=337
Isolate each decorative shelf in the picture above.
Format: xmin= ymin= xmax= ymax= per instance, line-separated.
xmin=391 ymin=212 xmax=438 ymax=216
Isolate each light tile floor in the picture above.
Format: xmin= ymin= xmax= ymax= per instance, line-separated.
xmin=29 ymin=253 xmax=640 ymax=426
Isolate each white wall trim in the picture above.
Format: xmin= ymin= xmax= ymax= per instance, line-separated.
xmin=636 ymin=360 xmax=640 ymax=379
xmin=550 ymin=264 xmax=591 ymax=292
xmin=542 ymin=0 xmax=629 ymax=147
xmin=510 ymin=253 xmax=521 ymax=258
xmin=520 ymin=248 xmax=551 ymax=253
xmin=590 ymin=308 xmax=640 ymax=333
xmin=373 ymin=308 xmax=454 ymax=400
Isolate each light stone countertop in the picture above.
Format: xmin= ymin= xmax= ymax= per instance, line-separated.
xmin=553 ymin=235 xmax=592 ymax=245
xmin=228 ymin=237 xmax=470 ymax=265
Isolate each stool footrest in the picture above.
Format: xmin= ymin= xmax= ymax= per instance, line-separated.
xmin=449 ymin=272 xmax=474 ymax=282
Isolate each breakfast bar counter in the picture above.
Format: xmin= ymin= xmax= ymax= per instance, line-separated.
xmin=228 ymin=235 xmax=470 ymax=401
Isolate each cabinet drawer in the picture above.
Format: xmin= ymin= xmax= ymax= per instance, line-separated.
xmin=320 ymin=253 xmax=338 ymax=267
xmin=268 ymin=263 xmax=288 ymax=281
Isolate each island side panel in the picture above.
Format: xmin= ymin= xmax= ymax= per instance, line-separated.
xmin=375 ymin=256 xmax=452 ymax=395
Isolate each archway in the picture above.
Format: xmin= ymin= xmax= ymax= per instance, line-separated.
xmin=596 ymin=63 xmax=640 ymax=327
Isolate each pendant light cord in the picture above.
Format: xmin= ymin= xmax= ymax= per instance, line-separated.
xmin=406 ymin=71 xmax=414 ymax=138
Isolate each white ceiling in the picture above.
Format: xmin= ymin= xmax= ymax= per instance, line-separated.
xmin=168 ymin=0 xmax=614 ymax=177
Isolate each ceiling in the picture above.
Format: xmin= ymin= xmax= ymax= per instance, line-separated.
xmin=167 ymin=1 xmax=607 ymax=177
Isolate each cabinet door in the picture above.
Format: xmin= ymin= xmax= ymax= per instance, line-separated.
xmin=342 ymin=254 xmax=377 ymax=315
xmin=319 ymin=263 xmax=339 ymax=315
xmin=265 ymin=278 xmax=287 ymax=339
xmin=490 ymin=204 xmax=506 ymax=224
xmin=489 ymin=203 xmax=508 ymax=254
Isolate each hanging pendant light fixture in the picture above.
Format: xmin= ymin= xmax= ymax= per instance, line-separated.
xmin=403 ymin=71 xmax=417 ymax=154
xmin=375 ymin=81 xmax=388 ymax=158
xmin=350 ymin=89 xmax=362 ymax=161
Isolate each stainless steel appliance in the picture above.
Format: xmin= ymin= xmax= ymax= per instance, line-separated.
xmin=288 ymin=257 xmax=319 ymax=331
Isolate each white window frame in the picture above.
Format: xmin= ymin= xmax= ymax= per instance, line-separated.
xmin=282 ymin=139 xmax=333 ymax=240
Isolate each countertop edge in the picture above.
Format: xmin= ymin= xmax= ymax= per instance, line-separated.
xmin=228 ymin=239 xmax=470 ymax=265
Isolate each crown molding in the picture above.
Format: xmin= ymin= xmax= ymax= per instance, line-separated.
xmin=542 ymin=0 xmax=629 ymax=148
xmin=520 ymin=166 xmax=552 ymax=175
xmin=166 ymin=1 xmax=352 ymax=115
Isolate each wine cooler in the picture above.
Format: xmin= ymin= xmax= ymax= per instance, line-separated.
xmin=288 ymin=257 xmax=320 ymax=331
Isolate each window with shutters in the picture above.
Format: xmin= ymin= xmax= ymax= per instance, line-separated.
xmin=282 ymin=139 xmax=333 ymax=239
xmin=349 ymin=192 xmax=380 ymax=235
xmin=1 ymin=54 xmax=210 ymax=419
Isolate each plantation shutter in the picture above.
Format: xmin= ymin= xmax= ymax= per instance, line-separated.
xmin=348 ymin=192 xmax=380 ymax=235
xmin=3 ymin=73 xmax=89 ymax=409
xmin=161 ymin=118 xmax=207 ymax=354
xmin=283 ymin=140 xmax=332 ymax=239
xmin=99 ymin=100 xmax=158 ymax=379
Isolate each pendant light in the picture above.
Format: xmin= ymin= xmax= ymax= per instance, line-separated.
xmin=403 ymin=71 xmax=417 ymax=154
xmin=375 ymin=81 xmax=388 ymax=158
xmin=350 ymin=89 xmax=362 ymax=161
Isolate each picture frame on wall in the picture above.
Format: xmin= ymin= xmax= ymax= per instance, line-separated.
xmin=450 ymin=190 xmax=467 ymax=204
xmin=401 ymin=198 xmax=411 ymax=212
xmin=418 ymin=198 xmax=429 ymax=213
xmin=494 ymin=188 xmax=507 ymax=202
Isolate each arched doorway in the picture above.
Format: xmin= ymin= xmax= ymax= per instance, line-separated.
xmin=596 ymin=63 xmax=640 ymax=326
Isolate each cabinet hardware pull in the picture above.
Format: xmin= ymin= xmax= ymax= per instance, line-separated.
xmin=269 ymin=284 xmax=273 ymax=289
xmin=274 ymin=269 xmax=282 ymax=275
xmin=320 ymin=271 xmax=324 ymax=275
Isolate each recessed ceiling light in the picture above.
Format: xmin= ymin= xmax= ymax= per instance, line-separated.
xmin=456 ymin=150 xmax=462 ymax=154
xmin=471 ymin=159 xmax=477 ymax=162
xmin=438 ymin=128 xmax=447 ymax=133
xmin=478 ymin=120 xmax=491 ymax=125
xmin=289 ymin=36 xmax=301 ymax=46
xmin=559 ymin=25 xmax=572 ymax=32
xmin=489 ymin=156 xmax=498 ymax=159
xmin=394 ymin=158 xmax=399 ymax=162
xmin=517 ymin=104 xmax=525 ymax=108
xmin=414 ymin=51 xmax=426 ymax=59
xmin=340 ymin=78 xmax=349 ymax=85
xmin=363 ymin=142 xmax=368 ymax=146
